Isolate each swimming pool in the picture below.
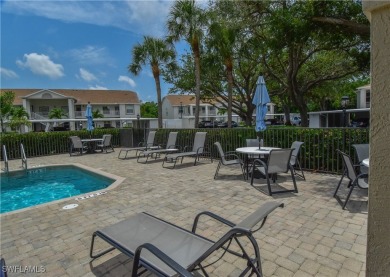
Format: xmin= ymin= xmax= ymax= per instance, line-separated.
xmin=0 ymin=165 xmax=117 ymax=213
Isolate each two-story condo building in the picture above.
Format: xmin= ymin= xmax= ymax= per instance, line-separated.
xmin=1 ymin=88 xmax=142 ymax=132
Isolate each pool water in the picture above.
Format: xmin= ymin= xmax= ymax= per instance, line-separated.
xmin=1 ymin=165 xmax=113 ymax=213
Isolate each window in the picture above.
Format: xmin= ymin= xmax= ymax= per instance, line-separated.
xmin=201 ymin=107 xmax=205 ymax=111
xmin=125 ymin=105 xmax=134 ymax=115
xmin=39 ymin=106 xmax=49 ymax=116
xmin=209 ymin=106 xmax=215 ymax=111
xmin=366 ymin=90 xmax=370 ymax=107
xmin=103 ymin=106 xmax=110 ymax=115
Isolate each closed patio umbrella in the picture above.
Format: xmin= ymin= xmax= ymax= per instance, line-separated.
xmin=85 ymin=102 xmax=94 ymax=132
xmin=252 ymin=76 xmax=270 ymax=144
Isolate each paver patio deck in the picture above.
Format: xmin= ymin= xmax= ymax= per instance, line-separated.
xmin=0 ymin=151 xmax=367 ymax=276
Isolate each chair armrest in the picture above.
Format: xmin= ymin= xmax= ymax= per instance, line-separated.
xmin=183 ymin=145 xmax=190 ymax=152
xmin=225 ymin=151 xmax=237 ymax=155
xmin=192 ymin=211 xmax=235 ymax=233
xmin=253 ymin=158 xmax=267 ymax=168
xmin=132 ymin=243 xmax=193 ymax=277
xmin=138 ymin=141 xmax=145 ymax=147
xmin=223 ymin=153 xmax=241 ymax=161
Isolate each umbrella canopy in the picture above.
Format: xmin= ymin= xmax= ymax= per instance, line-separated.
xmin=85 ymin=103 xmax=94 ymax=131
xmin=252 ymin=76 xmax=270 ymax=132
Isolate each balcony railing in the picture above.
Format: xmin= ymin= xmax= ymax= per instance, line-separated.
xmin=75 ymin=111 xmax=120 ymax=118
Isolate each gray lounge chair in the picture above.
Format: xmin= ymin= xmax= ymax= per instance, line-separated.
xmin=250 ymin=149 xmax=298 ymax=196
xmin=69 ymin=136 xmax=87 ymax=156
xmin=214 ymin=141 xmax=245 ymax=180
xmin=290 ymin=141 xmax=305 ymax=180
xmin=96 ymin=134 xmax=114 ymax=153
xmin=162 ymin=132 xmax=208 ymax=169
xmin=334 ymin=150 xmax=368 ymax=209
xmin=137 ymin=132 xmax=179 ymax=163
xmin=118 ymin=131 xmax=158 ymax=159
xmin=90 ymin=201 xmax=284 ymax=276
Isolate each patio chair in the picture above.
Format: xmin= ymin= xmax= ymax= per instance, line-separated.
xmin=162 ymin=132 xmax=209 ymax=169
xmin=250 ymin=149 xmax=298 ymax=196
xmin=69 ymin=136 xmax=87 ymax=156
xmin=90 ymin=201 xmax=284 ymax=277
xmin=352 ymin=144 xmax=369 ymax=175
xmin=246 ymin=138 xmax=263 ymax=160
xmin=290 ymin=141 xmax=305 ymax=180
xmin=118 ymin=131 xmax=158 ymax=159
xmin=96 ymin=134 xmax=114 ymax=153
xmin=334 ymin=150 xmax=368 ymax=209
xmin=137 ymin=132 xmax=180 ymax=163
xmin=214 ymin=142 xmax=246 ymax=180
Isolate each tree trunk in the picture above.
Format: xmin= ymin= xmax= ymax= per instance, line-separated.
xmin=152 ymin=64 xmax=163 ymax=129
xmin=226 ymin=64 xmax=234 ymax=128
xmin=193 ymin=46 xmax=201 ymax=128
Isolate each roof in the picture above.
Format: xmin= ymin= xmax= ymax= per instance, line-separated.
xmin=308 ymin=108 xmax=370 ymax=115
xmin=163 ymin=94 xmax=219 ymax=106
xmin=0 ymin=88 xmax=140 ymax=105
xmin=356 ymin=84 xmax=370 ymax=90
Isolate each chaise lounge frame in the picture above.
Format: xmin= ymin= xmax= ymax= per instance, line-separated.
xmin=90 ymin=201 xmax=284 ymax=277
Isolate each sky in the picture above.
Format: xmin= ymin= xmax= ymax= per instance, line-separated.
xmin=0 ymin=0 xmax=189 ymax=102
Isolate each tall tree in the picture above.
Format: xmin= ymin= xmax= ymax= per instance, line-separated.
xmin=129 ymin=36 xmax=176 ymax=128
xmin=167 ymin=0 xmax=208 ymax=128
xmin=0 ymin=91 xmax=15 ymax=132
xmin=242 ymin=0 xmax=369 ymax=126
xmin=141 ymin=102 xmax=158 ymax=118
xmin=207 ymin=21 xmax=238 ymax=128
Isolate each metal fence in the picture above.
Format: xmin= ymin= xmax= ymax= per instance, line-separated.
xmin=1 ymin=127 xmax=369 ymax=174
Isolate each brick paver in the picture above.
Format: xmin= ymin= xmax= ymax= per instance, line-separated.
xmin=0 ymin=151 xmax=368 ymax=276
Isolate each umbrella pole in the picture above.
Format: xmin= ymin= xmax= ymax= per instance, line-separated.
xmin=257 ymin=133 xmax=264 ymax=150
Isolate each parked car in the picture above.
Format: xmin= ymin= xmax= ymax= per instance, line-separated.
xmin=198 ymin=120 xmax=214 ymax=128
xmin=290 ymin=116 xmax=301 ymax=126
xmin=219 ymin=121 xmax=238 ymax=128
xmin=350 ymin=118 xmax=369 ymax=128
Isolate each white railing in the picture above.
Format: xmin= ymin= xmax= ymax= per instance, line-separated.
xmin=30 ymin=112 xmax=49 ymax=120
xmin=2 ymin=145 xmax=9 ymax=174
xmin=75 ymin=111 xmax=120 ymax=117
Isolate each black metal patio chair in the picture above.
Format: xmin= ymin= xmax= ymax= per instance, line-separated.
xmin=334 ymin=150 xmax=369 ymax=209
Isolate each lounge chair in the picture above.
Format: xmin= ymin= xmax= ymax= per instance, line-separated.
xmin=162 ymin=132 xmax=208 ymax=169
xmin=250 ymin=149 xmax=298 ymax=196
xmin=290 ymin=141 xmax=305 ymax=180
xmin=137 ymin=132 xmax=179 ymax=163
xmin=118 ymin=131 xmax=158 ymax=159
xmin=90 ymin=201 xmax=284 ymax=276
xmin=214 ymin=141 xmax=245 ymax=180
xmin=69 ymin=136 xmax=87 ymax=156
xmin=96 ymin=134 xmax=114 ymax=153
xmin=334 ymin=150 xmax=368 ymax=209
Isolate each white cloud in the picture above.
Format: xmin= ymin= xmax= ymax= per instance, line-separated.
xmin=16 ymin=53 xmax=64 ymax=79
xmin=0 ymin=67 xmax=19 ymax=78
xmin=89 ymin=85 xmax=108 ymax=90
xmin=68 ymin=46 xmax=112 ymax=66
xmin=79 ymin=68 xmax=98 ymax=82
xmin=118 ymin=75 xmax=136 ymax=88
xmin=2 ymin=1 xmax=174 ymax=37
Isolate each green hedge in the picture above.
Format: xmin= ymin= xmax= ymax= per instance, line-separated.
xmin=1 ymin=127 xmax=368 ymax=174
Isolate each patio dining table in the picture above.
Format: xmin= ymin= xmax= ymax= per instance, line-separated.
xmin=236 ymin=147 xmax=281 ymax=178
xmin=81 ymin=138 xmax=103 ymax=153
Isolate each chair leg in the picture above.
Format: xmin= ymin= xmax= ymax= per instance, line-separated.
xmin=295 ymin=159 xmax=306 ymax=180
xmin=214 ymin=161 xmax=221 ymax=179
xmin=266 ymin=174 xmax=272 ymax=196
xmin=343 ymin=185 xmax=355 ymax=210
xmin=334 ymin=170 xmax=346 ymax=197
xmin=290 ymin=165 xmax=298 ymax=193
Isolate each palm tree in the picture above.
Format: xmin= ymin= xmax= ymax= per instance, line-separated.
xmin=92 ymin=109 xmax=104 ymax=119
xmin=9 ymin=106 xmax=30 ymax=133
xmin=208 ymin=22 xmax=238 ymax=128
xmin=129 ymin=36 xmax=176 ymax=128
xmin=48 ymin=108 xmax=67 ymax=119
xmin=167 ymin=0 xmax=208 ymax=128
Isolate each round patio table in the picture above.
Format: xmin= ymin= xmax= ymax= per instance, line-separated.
xmin=236 ymin=147 xmax=281 ymax=178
